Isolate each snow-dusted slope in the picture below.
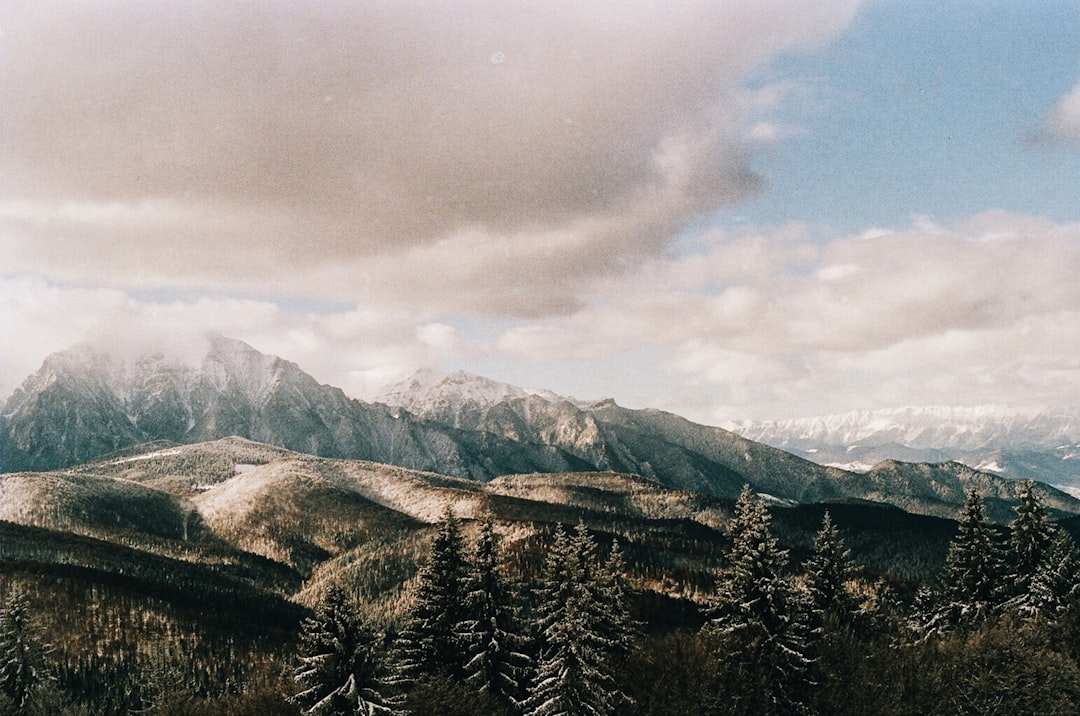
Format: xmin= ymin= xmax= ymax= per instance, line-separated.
xmin=377 ymin=369 xmax=568 ymax=423
xmin=724 ymin=406 xmax=1080 ymax=492
xmin=7 ymin=341 xmax=1080 ymax=517
xmin=726 ymin=406 xmax=1080 ymax=451
xmin=0 ymin=338 xmax=589 ymax=478
xmin=377 ymin=368 xmax=531 ymax=412
xmin=375 ymin=371 xmax=1080 ymax=518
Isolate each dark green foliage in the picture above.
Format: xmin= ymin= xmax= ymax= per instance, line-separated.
xmin=1005 ymin=481 xmax=1080 ymax=620
xmin=1021 ymin=530 xmax=1080 ymax=619
xmin=924 ymin=489 xmax=1007 ymax=632
xmin=803 ymin=511 xmax=858 ymax=630
xmin=1009 ymin=479 xmax=1057 ymax=598
xmin=522 ymin=522 xmax=636 ymax=716
xmin=1006 ymin=483 xmax=1049 ymax=591
xmin=902 ymin=617 xmax=1080 ymax=714
xmin=403 ymin=676 xmax=513 ymax=716
xmin=622 ymin=631 xmax=723 ymax=716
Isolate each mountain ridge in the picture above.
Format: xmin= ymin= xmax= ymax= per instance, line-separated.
xmin=4 ymin=341 xmax=1079 ymax=521
xmin=723 ymin=405 xmax=1080 ymax=494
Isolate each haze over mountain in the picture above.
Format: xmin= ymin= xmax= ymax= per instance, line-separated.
xmin=4 ymin=339 xmax=1079 ymax=522
xmin=725 ymin=407 xmax=1080 ymax=496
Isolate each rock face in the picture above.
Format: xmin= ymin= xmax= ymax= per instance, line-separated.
xmin=0 ymin=337 xmax=589 ymax=478
xmin=376 ymin=370 xmax=1080 ymax=519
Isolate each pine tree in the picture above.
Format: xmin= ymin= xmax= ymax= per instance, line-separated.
xmin=0 ymin=587 xmax=50 ymax=715
xmin=709 ymin=485 xmax=810 ymax=715
xmin=392 ymin=506 xmax=471 ymax=687
xmin=522 ymin=522 xmax=632 ymax=716
xmin=292 ymin=584 xmax=391 ymax=716
xmin=931 ymin=488 xmax=1007 ymax=630
xmin=804 ymin=511 xmax=858 ymax=632
xmin=460 ymin=518 xmax=530 ymax=709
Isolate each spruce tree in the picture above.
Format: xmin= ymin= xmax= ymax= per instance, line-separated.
xmin=1008 ymin=479 xmax=1056 ymax=600
xmin=1021 ymin=530 xmax=1080 ymax=620
xmin=596 ymin=539 xmax=637 ymax=666
xmin=392 ymin=506 xmax=470 ymax=687
xmin=709 ymin=485 xmax=810 ymax=715
xmin=523 ymin=522 xmax=632 ymax=716
xmin=804 ymin=511 xmax=858 ymax=631
xmin=292 ymin=584 xmax=391 ymax=716
xmin=460 ymin=518 xmax=530 ymax=709
xmin=0 ymin=587 xmax=50 ymax=715
xmin=932 ymin=488 xmax=1006 ymax=630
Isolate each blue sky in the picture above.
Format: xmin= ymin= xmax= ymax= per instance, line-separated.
xmin=742 ymin=1 xmax=1080 ymax=231
xmin=2 ymin=1 xmax=1079 ymax=422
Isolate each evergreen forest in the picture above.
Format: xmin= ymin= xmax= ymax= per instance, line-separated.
xmin=3 ymin=480 xmax=1079 ymax=715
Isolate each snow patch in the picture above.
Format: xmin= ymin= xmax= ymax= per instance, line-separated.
xmin=109 ymin=448 xmax=182 ymax=465
xmin=824 ymin=461 xmax=875 ymax=473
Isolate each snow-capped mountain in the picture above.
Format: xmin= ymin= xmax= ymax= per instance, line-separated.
xmin=0 ymin=336 xmax=588 ymax=478
xmin=375 ymin=370 xmax=1080 ymax=521
xmin=725 ymin=406 xmax=1080 ymax=495
xmin=5 ymin=341 xmax=1079 ymax=520
xmin=377 ymin=368 xmax=569 ymax=427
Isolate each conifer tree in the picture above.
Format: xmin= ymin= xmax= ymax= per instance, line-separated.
xmin=392 ymin=506 xmax=470 ymax=687
xmin=1021 ymin=530 xmax=1080 ymax=620
xmin=804 ymin=511 xmax=858 ymax=631
xmin=709 ymin=485 xmax=810 ymax=715
xmin=1008 ymin=479 xmax=1056 ymax=599
xmin=523 ymin=522 xmax=632 ymax=716
xmin=292 ymin=584 xmax=391 ymax=716
xmin=0 ymin=587 xmax=50 ymax=715
xmin=596 ymin=539 xmax=637 ymax=666
xmin=460 ymin=518 xmax=530 ymax=709
xmin=931 ymin=488 xmax=1006 ymax=630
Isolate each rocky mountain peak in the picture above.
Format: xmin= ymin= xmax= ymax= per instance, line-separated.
xmin=377 ymin=368 xmax=567 ymax=419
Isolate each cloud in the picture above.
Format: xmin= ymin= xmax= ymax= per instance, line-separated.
xmin=1 ymin=0 xmax=860 ymax=316
xmin=6 ymin=211 xmax=1079 ymax=422
xmin=494 ymin=212 xmax=1080 ymax=420
xmin=0 ymin=277 xmax=469 ymax=400
xmin=1034 ymin=80 xmax=1080 ymax=144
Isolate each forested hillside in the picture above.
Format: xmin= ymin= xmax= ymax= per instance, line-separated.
xmin=2 ymin=440 xmax=1078 ymax=714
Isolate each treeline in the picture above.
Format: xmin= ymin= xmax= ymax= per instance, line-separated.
xmin=3 ymin=481 xmax=1079 ymax=714
xmin=281 ymin=481 xmax=1080 ymax=715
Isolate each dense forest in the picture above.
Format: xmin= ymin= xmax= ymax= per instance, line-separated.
xmin=3 ymin=481 xmax=1079 ymax=715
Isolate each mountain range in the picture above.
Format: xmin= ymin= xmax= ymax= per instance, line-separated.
xmin=3 ymin=336 xmax=1078 ymax=523
xmin=725 ymin=406 xmax=1080 ymax=497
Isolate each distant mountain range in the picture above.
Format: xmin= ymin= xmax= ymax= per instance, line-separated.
xmin=724 ymin=406 xmax=1080 ymax=497
xmin=3 ymin=337 xmax=1078 ymax=522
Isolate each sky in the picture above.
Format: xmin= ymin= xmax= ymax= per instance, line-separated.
xmin=2 ymin=0 xmax=1079 ymax=423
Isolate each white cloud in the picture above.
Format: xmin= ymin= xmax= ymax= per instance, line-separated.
xmin=491 ymin=212 xmax=1080 ymax=420
xmin=0 ymin=277 xmax=470 ymax=401
xmin=0 ymin=1 xmax=861 ymax=318
xmin=1037 ymin=80 xmax=1080 ymax=143
xmin=5 ymin=212 xmax=1079 ymax=423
